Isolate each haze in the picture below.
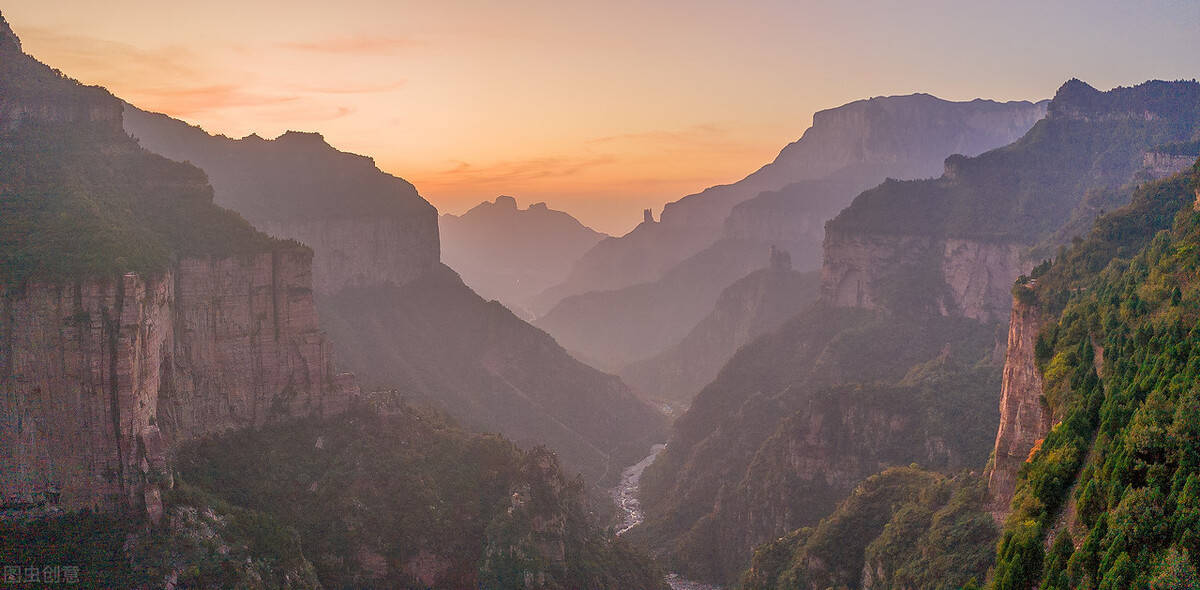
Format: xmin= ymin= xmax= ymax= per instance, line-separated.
xmin=5 ymin=0 xmax=1198 ymax=233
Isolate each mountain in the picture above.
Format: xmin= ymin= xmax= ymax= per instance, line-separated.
xmin=533 ymin=95 xmax=1047 ymax=371
xmin=123 ymin=91 xmax=665 ymax=489
xmin=122 ymin=106 xmax=439 ymax=295
xmin=0 ymin=13 xmax=667 ymax=587
xmin=984 ymin=161 xmax=1200 ymax=589
xmin=0 ymin=10 xmax=356 ymax=519
xmin=633 ymin=79 xmax=1200 ymax=585
xmin=315 ymin=264 xmax=667 ymax=486
xmin=620 ymin=248 xmax=819 ymax=408
xmin=534 ymin=94 xmax=1048 ymax=314
xmin=439 ymin=196 xmax=606 ymax=317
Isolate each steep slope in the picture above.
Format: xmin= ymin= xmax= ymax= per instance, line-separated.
xmin=535 ymin=94 xmax=1047 ymax=313
xmin=174 ymin=400 xmax=670 ymax=590
xmin=537 ymin=239 xmax=785 ymax=371
xmin=122 ymin=100 xmax=666 ymax=490
xmin=985 ymin=161 xmax=1200 ymax=589
xmin=620 ymin=248 xmax=819 ymax=408
xmin=122 ymin=105 xmax=440 ymax=295
xmin=0 ymin=12 xmax=355 ymax=518
xmin=535 ymin=96 xmax=1046 ymax=370
xmin=634 ymin=79 xmax=1200 ymax=585
xmin=315 ymin=264 xmax=665 ymax=487
xmin=741 ymin=467 xmax=996 ymax=590
xmin=439 ymin=196 xmax=606 ymax=317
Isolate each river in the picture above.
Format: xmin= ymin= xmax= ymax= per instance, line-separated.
xmin=612 ymin=444 xmax=722 ymax=590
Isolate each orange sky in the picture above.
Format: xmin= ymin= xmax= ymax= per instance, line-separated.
xmin=4 ymin=1 xmax=1198 ymax=234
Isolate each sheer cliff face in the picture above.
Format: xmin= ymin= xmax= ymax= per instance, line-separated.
xmin=0 ymin=20 xmax=355 ymax=515
xmin=122 ymin=107 xmax=440 ymax=294
xmin=820 ymin=229 xmax=1025 ymax=323
xmin=983 ymin=295 xmax=1050 ymax=522
xmin=1 ymin=252 xmax=355 ymax=513
xmin=535 ymin=95 xmax=1046 ymax=312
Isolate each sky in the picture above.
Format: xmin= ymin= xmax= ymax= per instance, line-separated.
xmin=4 ymin=1 xmax=1199 ymax=235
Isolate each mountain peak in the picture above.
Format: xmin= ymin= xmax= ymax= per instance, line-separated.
xmin=494 ymin=195 xmax=518 ymax=208
xmin=0 ymin=11 xmax=22 ymax=53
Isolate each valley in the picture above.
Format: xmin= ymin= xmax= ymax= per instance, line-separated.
xmin=2 ymin=5 xmax=1198 ymax=589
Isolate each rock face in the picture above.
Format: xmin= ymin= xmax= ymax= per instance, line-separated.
xmin=122 ymin=107 xmax=440 ymax=295
xmin=983 ymin=294 xmax=1051 ymax=522
xmin=820 ymin=229 xmax=1025 ymax=323
xmin=439 ymin=196 xmax=606 ymax=317
xmin=0 ymin=249 xmax=356 ymax=514
xmin=534 ymin=95 xmax=1047 ymax=313
xmin=1143 ymin=150 xmax=1200 ymax=180
xmin=0 ymin=16 xmax=356 ymax=515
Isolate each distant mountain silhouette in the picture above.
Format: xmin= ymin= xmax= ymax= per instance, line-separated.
xmin=534 ymin=94 xmax=1048 ymax=371
xmin=440 ymin=196 xmax=606 ymax=318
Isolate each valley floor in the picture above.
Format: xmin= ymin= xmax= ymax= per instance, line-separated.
xmin=614 ymin=445 xmax=722 ymax=590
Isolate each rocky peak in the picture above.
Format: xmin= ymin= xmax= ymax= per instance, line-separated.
xmin=643 ymin=208 xmax=656 ymax=224
xmin=495 ymin=195 xmax=518 ymax=209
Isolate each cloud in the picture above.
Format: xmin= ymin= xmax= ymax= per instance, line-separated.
xmin=292 ymin=80 xmax=407 ymax=94
xmin=278 ymin=36 xmax=421 ymax=55
xmin=122 ymin=85 xmax=298 ymax=116
xmin=422 ymin=155 xmax=617 ymax=187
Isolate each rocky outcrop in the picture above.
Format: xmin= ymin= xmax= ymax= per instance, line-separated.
xmin=820 ymin=229 xmax=1025 ymax=323
xmin=984 ymin=294 xmax=1051 ymax=522
xmin=1 ymin=249 xmax=356 ymax=514
xmin=122 ymin=106 xmax=440 ymax=295
xmin=1143 ymin=150 xmax=1199 ymax=180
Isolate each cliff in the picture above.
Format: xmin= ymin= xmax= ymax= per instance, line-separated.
xmin=820 ymin=227 xmax=1025 ymax=323
xmin=0 ymin=16 xmax=356 ymax=518
xmin=122 ymin=106 xmax=440 ymax=294
xmin=620 ymin=253 xmax=819 ymax=408
xmin=440 ymin=196 xmax=606 ymax=317
xmin=534 ymin=95 xmax=1046 ymax=313
xmin=983 ymin=294 xmax=1050 ymax=522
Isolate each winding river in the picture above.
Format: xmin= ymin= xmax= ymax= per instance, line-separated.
xmin=613 ymin=444 xmax=722 ymax=590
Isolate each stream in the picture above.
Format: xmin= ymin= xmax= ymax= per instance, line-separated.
xmin=613 ymin=444 xmax=722 ymax=590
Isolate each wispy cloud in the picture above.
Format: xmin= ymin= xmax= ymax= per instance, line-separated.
xmin=278 ymin=36 xmax=421 ymax=55
xmin=424 ymin=155 xmax=617 ymax=186
xmin=127 ymin=85 xmax=299 ymax=116
xmin=291 ymin=80 xmax=407 ymax=94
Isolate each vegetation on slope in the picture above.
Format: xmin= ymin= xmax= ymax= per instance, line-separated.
xmin=991 ymin=161 xmax=1200 ymax=588
xmin=175 ymin=398 xmax=668 ymax=589
xmin=633 ymin=305 xmax=1001 ymax=583
xmin=742 ymin=467 xmax=995 ymax=590
xmin=0 ymin=20 xmax=285 ymax=287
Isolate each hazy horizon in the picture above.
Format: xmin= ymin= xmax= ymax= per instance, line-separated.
xmin=5 ymin=0 xmax=1198 ymax=234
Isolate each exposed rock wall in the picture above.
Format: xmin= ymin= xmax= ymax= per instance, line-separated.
xmin=983 ymin=295 xmax=1051 ymax=522
xmin=1143 ymin=150 xmax=1199 ymax=180
xmin=820 ymin=229 xmax=1024 ymax=323
xmin=0 ymin=249 xmax=357 ymax=514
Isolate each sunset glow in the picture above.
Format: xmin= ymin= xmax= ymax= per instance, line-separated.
xmin=6 ymin=0 xmax=1198 ymax=233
